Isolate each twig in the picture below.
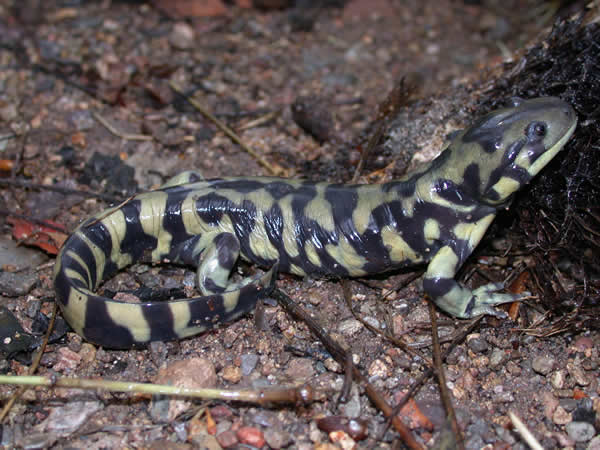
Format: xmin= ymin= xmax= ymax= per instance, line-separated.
xmin=352 ymin=123 xmax=387 ymax=183
xmin=341 ymin=280 xmax=431 ymax=364
xmin=336 ymin=351 xmax=353 ymax=406
xmin=428 ymin=301 xmax=464 ymax=450
xmin=0 ymin=375 xmax=313 ymax=406
xmin=272 ymin=287 xmax=424 ymax=450
xmin=380 ymin=316 xmax=483 ymax=439
xmin=379 ymin=271 xmax=424 ymax=300
xmin=351 ymin=74 xmax=422 ymax=182
xmin=169 ymin=81 xmax=287 ymax=177
xmin=93 ymin=112 xmax=153 ymax=141
xmin=237 ymin=110 xmax=281 ymax=131
xmin=0 ymin=302 xmax=58 ymax=422
xmin=0 ymin=178 xmax=123 ymax=203
xmin=84 ymin=194 xmax=137 ymax=227
xmin=32 ymin=63 xmax=106 ymax=103
xmin=509 ymin=411 xmax=544 ymax=450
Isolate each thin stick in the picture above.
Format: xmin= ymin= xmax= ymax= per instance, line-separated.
xmin=341 ymin=280 xmax=431 ymax=364
xmin=351 ymin=74 xmax=422 ymax=182
xmin=0 ymin=178 xmax=122 ymax=203
xmin=428 ymin=301 xmax=464 ymax=449
xmin=237 ymin=110 xmax=280 ymax=131
xmin=272 ymin=287 xmax=424 ymax=450
xmin=0 ymin=375 xmax=312 ymax=406
xmin=509 ymin=411 xmax=544 ymax=450
xmin=93 ymin=112 xmax=153 ymax=141
xmin=169 ymin=81 xmax=286 ymax=176
xmin=379 ymin=316 xmax=483 ymax=439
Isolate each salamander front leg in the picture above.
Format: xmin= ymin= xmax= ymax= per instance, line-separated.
xmin=423 ymin=246 xmax=518 ymax=318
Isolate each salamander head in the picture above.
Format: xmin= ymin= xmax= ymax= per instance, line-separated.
xmin=444 ymin=97 xmax=577 ymax=206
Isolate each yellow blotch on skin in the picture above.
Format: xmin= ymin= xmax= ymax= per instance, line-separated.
xmin=138 ymin=192 xmax=173 ymax=261
xmin=489 ymin=176 xmax=521 ymax=200
xmin=400 ymin=195 xmax=416 ymax=218
xmin=453 ymin=214 xmax=495 ymax=249
xmin=106 ymin=301 xmax=150 ymax=343
xmin=77 ymin=231 xmax=114 ymax=288
xmin=289 ymin=263 xmax=305 ymax=276
xmin=181 ymin=193 xmax=209 ymax=236
xmin=304 ymin=240 xmax=322 ymax=267
xmin=168 ymin=300 xmax=206 ymax=339
xmin=325 ymin=237 xmax=367 ymax=276
xmin=381 ymin=225 xmax=419 ymax=263
xmin=304 ymin=186 xmax=335 ymax=233
xmin=424 ymin=219 xmax=440 ymax=245
xmin=63 ymin=287 xmax=93 ymax=336
xmin=98 ymin=208 xmax=133 ymax=270
xmin=222 ymin=289 xmax=241 ymax=313
xmin=352 ymin=188 xmax=377 ymax=235
xmin=426 ymin=245 xmax=459 ymax=279
xmin=248 ymin=218 xmax=279 ymax=262
xmin=278 ymin=195 xmax=299 ymax=258
xmin=65 ymin=250 xmax=92 ymax=288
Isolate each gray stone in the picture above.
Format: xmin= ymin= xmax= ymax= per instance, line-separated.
xmin=565 ymin=421 xmax=595 ymax=442
xmin=241 ymin=353 xmax=259 ymax=376
xmin=0 ymin=270 xmax=38 ymax=297
xmin=532 ymin=355 xmax=555 ymax=375
xmin=0 ymin=239 xmax=48 ymax=271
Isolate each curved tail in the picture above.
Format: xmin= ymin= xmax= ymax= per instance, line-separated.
xmin=54 ymin=221 xmax=277 ymax=349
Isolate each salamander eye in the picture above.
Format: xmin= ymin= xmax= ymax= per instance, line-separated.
xmin=526 ymin=121 xmax=547 ymax=139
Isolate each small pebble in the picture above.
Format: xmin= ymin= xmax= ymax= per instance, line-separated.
xmin=169 ymin=22 xmax=195 ymax=50
xmin=367 ymin=358 xmax=391 ymax=379
xmin=532 ymin=355 xmax=555 ymax=375
xmin=240 ymin=353 xmax=258 ymax=376
xmin=552 ymin=406 xmax=572 ymax=425
xmin=52 ymin=347 xmax=81 ymax=372
xmin=567 ymin=362 xmax=590 ymax=386
xmin=216 ymin=430 xmax=238 ymax=448
xmin=572 ymin=336 xmax=594 ymax=353
xmin=41 ymin=400 xmax=102 ymax=433
xmin=151 ymin=358 xmax=217 ymax=422
xmin=339 ymin=386 xmax=361 ymax=418
xmin=284 ymin=358 xmax=315 ymax=382
xmin=550 ymin=370 xmax=565 ymax=389
xmin=329 ymin=430 xmax=356 ymax=450
xmin=221 ymin=365 xmax=242 ymax=383
xmin=0 ymin=102 xmax=18 ymax=121
xmin=0 ymin=270 xmax=38 ymax=297
xmin=264 ymin=428 xmax=292 ymax=449
xmin=236 ymin=427 xmax=265 ymax=448
xmin=489 ymin=348 xmax=507 ymax=367
xmin=467 ymin=336 xmax=488 ymax=353
xmin=338 ymin=318 xmax=362 ymax=336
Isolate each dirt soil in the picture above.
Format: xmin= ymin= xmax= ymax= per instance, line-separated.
xmin=0 ymin=0 xmax=598 ymax=449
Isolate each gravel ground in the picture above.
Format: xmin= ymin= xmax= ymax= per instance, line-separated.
xmin=0 ymin=1 xmax=598 ymax=448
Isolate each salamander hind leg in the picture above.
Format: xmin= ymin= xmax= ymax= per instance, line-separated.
xmin=197 ymin=232 xmax=242 ymax=295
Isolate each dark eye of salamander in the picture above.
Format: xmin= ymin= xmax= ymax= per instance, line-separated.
xmin=526 ymin=121 xmax=547 ymax=140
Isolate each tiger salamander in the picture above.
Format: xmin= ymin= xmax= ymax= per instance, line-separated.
xmin=54 ymin=97 xmax=577 ymax=348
